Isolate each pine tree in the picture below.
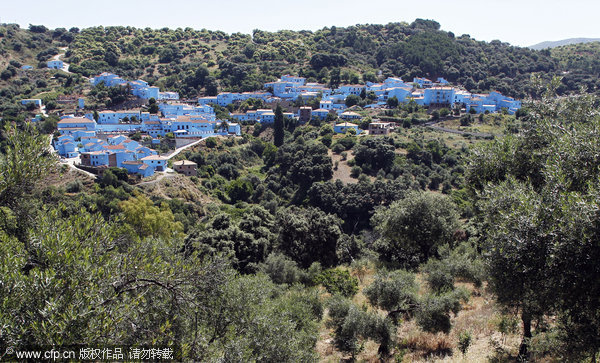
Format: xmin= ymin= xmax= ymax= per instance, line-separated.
xmin=274 ymin=104 xmax=284 ymax=147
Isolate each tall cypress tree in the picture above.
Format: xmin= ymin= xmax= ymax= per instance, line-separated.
xmin=274 ymin=104 xmax=284 ymax=147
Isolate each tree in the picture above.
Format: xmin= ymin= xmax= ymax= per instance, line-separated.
xmin=227 ymin=178 xmax=254 ymax=203
xmin=326 ymin=296 xmax=393 ymax=359
xmin=273 ymin=104 xmax=284 ymax=147
xmin=313 ymin=268 xmax=359 ymax=297
xmin=148 ymin=98 xmax=159 ymax=114
xmin=359 ymin=88 xmax=367 ymax=99
xmin=386 ymin=96 xmax=399 ymax=108
xmin=468 ymin=78 xmax=600 ymax=360
xmin=345 ymin=94 xmax=361 ymax=107
xmin=118 ymin=194 xmax=184 ymax=240
xmin=371 ymin=191 xmax=460 ymax=268
xmin=276 ymin=206 xmax=343 ymax=268
xmin=205 ymin=137 xmax=217 ymax=148
xmin=353 ymin=137 xmax=396 ymax=173
xmin=364 ymin=270 xmax=419 ymax=323
xmin=0 ymin=123 xmax=56 ymax=242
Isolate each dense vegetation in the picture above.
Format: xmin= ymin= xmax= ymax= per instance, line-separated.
xmin=1 ymin=20 xmax=600 ymax=362
xmin=2 ymin=19 xmax=599 ymax=112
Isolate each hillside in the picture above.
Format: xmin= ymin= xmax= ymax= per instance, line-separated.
xmin=3 ymin=19 xmax=600 ymax=123
xmin=2 ymin=19 xmax=600 ymax=363
xmin=62 ymin=20 xmax=558 ymax=99
xmin=529 ymin=37 xmax=600 ymax=50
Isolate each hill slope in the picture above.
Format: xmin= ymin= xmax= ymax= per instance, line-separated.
xmin=529 ymin=37 xmax=600 ymax=50
xmin=2 ymin=19 xmax=600 ymax=123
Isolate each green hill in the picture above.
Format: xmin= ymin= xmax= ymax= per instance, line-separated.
xmin=1 ymin=19 xmax=599 ymax=121
xmin=529 ymin=37 xmax=600 ymax=50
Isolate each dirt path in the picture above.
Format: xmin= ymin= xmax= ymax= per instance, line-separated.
xmin=423 ymin=120 xmax=494 ymax=138
xmin=329 ymin=149 xmax=358 ymax=184
xmin=136 ymin=172 xmax=176 ymax=186
xmin=52 ymin=47 xmax=71 ymax=73
xmin=163 ymin=138 xmax=204 ymax=159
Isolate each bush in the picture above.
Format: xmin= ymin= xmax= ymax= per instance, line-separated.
xmin=458 ymin=330 xmax=472 ymax=355
xmin=422 ymin=259 xmax=454 ymax=293
xmin=314 ymin=268 xmax=359 ymax=297
xmin=331 ymin=143 xmax=345 ymax=154
xmin=260 ymin=253 xmax=304 ymax=285
xmin=415 ymin=289 xmax=469 ymax=333
xmin=350 ymin=165 xmax=361 ymax=178
xmin=227 ymin=178 xmax=254 ymax=203
xmin=205 ymin=137 xmax=217 ymax=148
xmin=371 ymin=191 xmax=460 ymax=268
xmin=65 ymin=180 xmax=83 ymax=193
xmin=326 ymin=296 xmax=393 ymax=358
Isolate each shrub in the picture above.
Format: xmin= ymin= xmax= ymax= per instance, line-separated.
xmin=458 ymin=330 xmax=472 ymax=355
xmin=260 ymin=253 xmax=304 ymax=285
xmin=314 ymin=268 xmax=359 ymax=297
xmin=205 ymin=137 xmax=217 ymax=148
xmin=65 ymin=180 xmax=83 ymax=193
xmin=331 ymin=143 xmax=345 ymax=154
xmin=415 ymin=289 xmax=469 ymax=333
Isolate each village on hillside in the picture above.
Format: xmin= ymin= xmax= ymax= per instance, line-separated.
xmin=37 ymin=70 xmax=522 ymax=179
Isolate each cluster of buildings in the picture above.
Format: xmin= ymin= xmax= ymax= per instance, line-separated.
xmin=198 ymin=91 xmax=274 ymax=107
xmin=258 ymin=74 xmax=521 ymax=115
xmin=49 ymin=69 xmax=522 ymax=177
xmin=53 ymin=99 xmax=241 ymax=177
xmin=196 ymin=75 xmax=522 ymax=124
xmin=91 ymin=72 xmax=180 ymax=101
xmin=53 ymin=117 xmax=164 ymax=177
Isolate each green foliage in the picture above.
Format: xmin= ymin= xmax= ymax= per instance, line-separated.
xmin=0 ymin=124 xmax=56 ymax=241
xmin=227 ymin=178 xmax=254 ymax=203
xmin=364 ymin=270 xmax=419 ymax=322
xmin=386 ymin=96 xmax=399 ymax=108
xmin=469 ymin=80 xmax=600 ymax=359
xmin=185 ymin=206 xmax=275 ymax=273
xmin=326 ymin=295 xmax=394 ymax=358
xmin=353 ymin=137 xmax=396 ymax=174
xmin=276 ymin=206 xmax=343 ymax=268
xmin=415 ymin=288 xmax=469 ymax=333
xmin=345 ymin=94 xmax=361 ymax=107
xmin=372 ymin=191 xmax=460 ymax=268
xmin=205 ymin=137 xmax=217 ymax=148
xmin=118 ymin=194 xmax=184 ymax=240
xmin=307 ymin=178 xmax=409 ymax=232
xmin=266 ymin=140 xmax=332 ymax=195
xmin=260 ymin=253 xmax=305 ymax=285
xmin=458 ymin=330 xmax=472 ymax=355
xmin=314 ymin=268 xmax=359 ymax=297
xmin=274 ymin=104 xmax=284 ymax=147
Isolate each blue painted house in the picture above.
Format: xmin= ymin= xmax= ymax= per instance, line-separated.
xmin=122 ymin=160 xmax=154 ymax=177
xmin=47 ymin=60 xmax=64 ymax=69
xmin=334 ymin=122 xmax=360 ymax=134
xmin=57 ymin=117 xmax=96 ymax=135
xmin=21 ymin=99 xmax=42 ymax=107
xmin=141 ymin=155 xmax=167 ymax=171
xmin=423 ymin=87 xmax=456 ymax=106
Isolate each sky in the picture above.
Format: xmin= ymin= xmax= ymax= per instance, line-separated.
xmin=1 ymin=0 xmax=599 ymax=47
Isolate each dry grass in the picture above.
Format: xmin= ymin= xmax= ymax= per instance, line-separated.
xmin=330 ymin=149 xmax=358 ymax=184
xmin=316 ymin=266 xmax=523 ymax=363
xmin=40 ymin=164 xmax=95 ymax=191
xmin=399 ymin=330 xmax=454 ymax=360
xmin=139 ymin=174 xmax=215 ymax=207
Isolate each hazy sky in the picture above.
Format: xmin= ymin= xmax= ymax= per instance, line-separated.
xmin=1 ymin=0 xmax=598 ymax=47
